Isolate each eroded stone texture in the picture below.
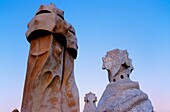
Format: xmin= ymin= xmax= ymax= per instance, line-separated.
xmin=83 ymin=92 xmax=97 ymax=112
xmin=21 ymin=4 xmax=79 ymax=112
xmin=96 ymin=49 xmax=154 ymax=112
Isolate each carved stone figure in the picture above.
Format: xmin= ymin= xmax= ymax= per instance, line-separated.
xmin=83 ymin=92 xmax=97 ymax=112
xmin=96 ymin=49 xmax=154 ymax=112
xmin=21 ymin=4 xmax=79 ymax=112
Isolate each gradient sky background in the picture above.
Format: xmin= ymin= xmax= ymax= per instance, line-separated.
xmin=0 ymin=0 xmax=170 ymax=112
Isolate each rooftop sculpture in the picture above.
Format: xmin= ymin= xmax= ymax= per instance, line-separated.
xmin=83 ymin=92 xmax=97 ymax=112
xmin=21 ymin=4 xmax=79 ymax=112
xmin=15 ymin=3 xmax=154 ymax=112
xmin=96 ymin=49 xmax=154 ymax=112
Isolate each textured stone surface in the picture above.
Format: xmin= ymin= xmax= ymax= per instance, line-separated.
xmin=83 ymin=92 xmax=97 ymax=112
xmin=96 ymin=49 xmax=154 ymax=112
xmin=21 ymin=4 xmax=79 ymax=112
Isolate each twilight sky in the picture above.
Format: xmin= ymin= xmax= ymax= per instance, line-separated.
xmin=0 ymin=0 xmax=170 ymax=112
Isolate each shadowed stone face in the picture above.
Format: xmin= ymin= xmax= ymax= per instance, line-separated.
xmin=21 ymin=4 xmax=79 ymax=112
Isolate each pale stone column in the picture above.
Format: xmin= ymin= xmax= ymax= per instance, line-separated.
xmin=21 ymin=4 xmax=79 ymax=112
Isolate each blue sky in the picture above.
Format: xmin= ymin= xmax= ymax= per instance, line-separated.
xmin=0 ymin=0 xmax=170 ymax=112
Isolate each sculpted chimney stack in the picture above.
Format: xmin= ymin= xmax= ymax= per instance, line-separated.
xmin=21 ymin=4 xmax=79 ymax=112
